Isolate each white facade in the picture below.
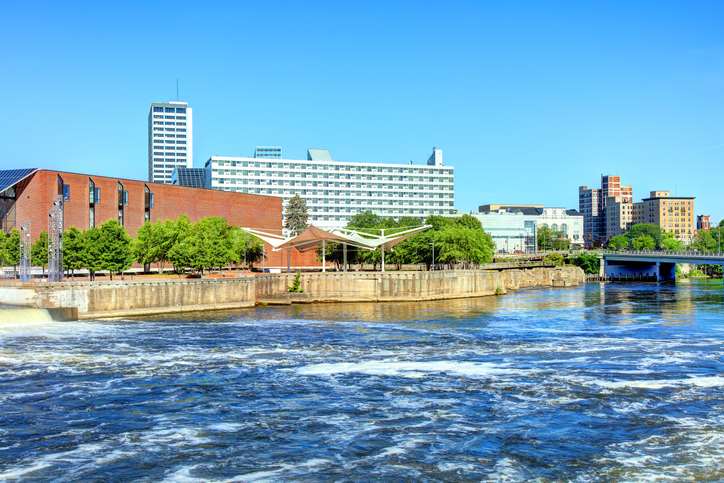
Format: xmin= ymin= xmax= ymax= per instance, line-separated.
xmin=474 ymin=212 xmax=537 ymax=253
xmin=474 ymin=207 xmax=584 ymax=253
xmin=205 ymin=148 xmax=455 ymax=230
xmin=536 ymin=207 xmax=584 ymax=247
xmin=148 ymin=101 xmax=193 ymax=184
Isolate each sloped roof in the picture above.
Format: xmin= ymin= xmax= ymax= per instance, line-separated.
xmin=0 ymin=168 xmax=37 ymax=194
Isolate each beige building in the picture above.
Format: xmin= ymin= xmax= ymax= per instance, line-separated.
xmin=633 ymin=191 xmax=696 ymax=243
xmin=605 ymin=196 xmax=634 ymax=239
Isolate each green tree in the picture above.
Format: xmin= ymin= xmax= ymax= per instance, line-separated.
xmin=627 ymin=224 xmax=663 ymax=249
xmin=97 ymin=220 xmax=133 ymax=280
xmin=571 ymin=252 xmax=600 ymax=274
xmin=230 ymin=228 xmax=264 ymax=269
xmin=661 ymin=233 xmax=684 ymax=252
xmin=0 ymin=230 xmax=7 ymax=266
xmin=631 ymin=234 xmax=656 ymax=251
xmin=168 ymin=217 xmax=233 ymax=274
xmin=5 ymin=229 xmax=21 ymax=272
xmin=132 ymin=221 xmax=162 ymax=272
xmin=543 ymin=252 xmax=565 ymax=266
xmin=537 ymin=226 xmax=569 ymax=251
xmin=31 ymin=231 xmax=49 ymax=274
xmin=82 ymin=227 xmax=104 ymax=281
xmin=456 ymin=214 xmax=483 ymax=230
xmin=284 ymin=194 xmax=309 ymax=236
xmin=607 ymin=234 xmax=630 ymax=251
xmin=63 ymin=227 xmax=86 ymax=276
xmin=434 ymin=226 xmax=495 ymax=265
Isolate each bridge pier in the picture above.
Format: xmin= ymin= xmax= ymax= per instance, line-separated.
xmin=656 ymin=262 xmax=676 ymax=282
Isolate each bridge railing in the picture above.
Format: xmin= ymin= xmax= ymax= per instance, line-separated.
xmin=602 ymin=249 xmax=724 ymax=259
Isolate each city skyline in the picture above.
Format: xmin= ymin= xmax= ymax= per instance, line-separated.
xmin=1 ymin=2 xmax=723 ymax=221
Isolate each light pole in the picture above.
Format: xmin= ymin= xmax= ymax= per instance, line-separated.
xmin=431 ymin=240 xmax=435 ymax=271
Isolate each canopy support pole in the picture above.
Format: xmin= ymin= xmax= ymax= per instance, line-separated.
xmin=322 ymin=239 xmax=326 ymax=273
xmin=381 ymin=246 xmax=385 ymax=273
xmin=343 ymin=243 xmax=347 ymax=272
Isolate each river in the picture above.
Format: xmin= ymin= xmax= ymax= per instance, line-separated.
xmin=0 ymin=282 xmax=722 ymax=481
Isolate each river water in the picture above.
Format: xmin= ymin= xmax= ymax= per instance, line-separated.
xmin=0 ymin=282 xmax=722 ymax=481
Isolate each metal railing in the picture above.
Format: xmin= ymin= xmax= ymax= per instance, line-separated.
xmin=603 ymin=249 xmax=724 ymax=259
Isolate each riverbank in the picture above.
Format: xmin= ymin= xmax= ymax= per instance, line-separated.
xmin=0 ymin=266 xmax=585 ymax=320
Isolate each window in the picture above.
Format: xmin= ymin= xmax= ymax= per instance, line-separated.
xmin=89 ymin=178 xmax=96 ymax=228
xmin=117 ymin=182 xmax=125 ymax=226
xmin=144 ymin=185 xmax=153 ymax=222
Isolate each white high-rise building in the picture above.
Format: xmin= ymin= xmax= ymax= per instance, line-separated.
xmin=148 ymin=101 xmax=193 ymax=183
xmin=205 ymin=147 xmax=456 ymax=230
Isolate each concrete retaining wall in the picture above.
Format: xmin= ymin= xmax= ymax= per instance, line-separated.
xmin=0 ymin=266 xmax=585 ymax=319
xmin=257 ymin=266 xmax=585 ymax=303
xmin=9 ymin=278 xmax=256 ymax=319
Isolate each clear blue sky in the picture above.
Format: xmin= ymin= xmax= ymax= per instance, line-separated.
xmin=1 ymin=1 xmax=722 ymax=222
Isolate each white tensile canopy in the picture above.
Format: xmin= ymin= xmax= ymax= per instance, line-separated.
xmin=242 ymin=224 xmax=431 ymax=272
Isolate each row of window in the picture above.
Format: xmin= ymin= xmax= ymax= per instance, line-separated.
xmin=152 ymin=114 xmax=187 ymax=120
xmin=211 ymin=172 xmax=452 ymax=184
xmin=211 ymin=160 xmax=452 ymax=175
xmin=153 ymin=121 xmax=187 ymax=126
xmin=153 ymin=106 xmax=187 ymax=113
xmin=213 ymin=184 xmax=453 ymax=197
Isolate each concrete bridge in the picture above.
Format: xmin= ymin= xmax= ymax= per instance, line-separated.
xmin=602 ymin=251 xmax=724 ymax=282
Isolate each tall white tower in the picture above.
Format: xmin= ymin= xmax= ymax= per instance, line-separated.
xmin=148 ymin=101 xmax=193 ymax=183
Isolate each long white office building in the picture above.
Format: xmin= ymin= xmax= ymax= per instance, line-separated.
xmin=148 ymin=101 xmax=193 ymax=184
xmin=205 ymin=147 xmax=455 ymax=230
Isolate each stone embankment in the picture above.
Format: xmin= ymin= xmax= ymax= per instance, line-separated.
xmin=0 ymin=266 xmax=584 ymax=320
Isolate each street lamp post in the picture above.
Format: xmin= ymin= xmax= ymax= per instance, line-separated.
xmin=431 ymin=240 xmax=435 ymax=271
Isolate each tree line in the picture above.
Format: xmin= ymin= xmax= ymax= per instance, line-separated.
xmin=320 ymin=212 xmax=496 ymax=270
xmin=0 ymin=216 xmax=264 ymax=279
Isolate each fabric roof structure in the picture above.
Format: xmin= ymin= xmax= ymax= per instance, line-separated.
xmin=242 ymin=224 xmax=431 ymax=272
xmin=243 ymin=224 xmax=431 ymax=253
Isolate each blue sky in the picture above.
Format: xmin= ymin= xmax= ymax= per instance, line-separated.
xmin=1 ymin=1 xmax=722 ymax=221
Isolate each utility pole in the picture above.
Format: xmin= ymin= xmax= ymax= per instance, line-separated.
xmin=431 ymin=240 xmax=435 ymax=271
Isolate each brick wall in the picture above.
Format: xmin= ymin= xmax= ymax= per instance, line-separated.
xmin=12 ymin=170 xmax=320 ymax=268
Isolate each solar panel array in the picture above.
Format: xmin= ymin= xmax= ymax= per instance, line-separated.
xmin=172 ymin=167 xmax=207 ymax=188
xmin=0 ymin=168 xmax=37 ymax=194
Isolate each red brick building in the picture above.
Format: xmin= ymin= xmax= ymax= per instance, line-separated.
xmin=0 ymin=168 xmax=318 ymax=268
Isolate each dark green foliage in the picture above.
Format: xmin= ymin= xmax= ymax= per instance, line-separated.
xmin=82 ymin=227 xmax=104 ymax=280
xmin=230 ymin=227 xmax=264 ymax=268
xmin=543 ymin=253 xmax=565 ymax=266
xmin=284 ymin=194 xmax=309 ymax=236
xmin=97 ymin=220 xmax=134 ymax=279
xmin=631 ymin=234 xmax=656 ymax=251
xmin=571 ymin=252 xmax=600 ymax=274
xmin=0 ymin=231 xmax=6 ymax=265
xmin=31 ymin=231 xmax=49 ymax=272
xmin=336 ymin=211 xmax=494 ymax=269
xmin=537 ymin=226 xmax=570 ymax=251
xmin=627 ymin=224 xmax=663 ymax=248
xmin=63 ymin=227 xmax=86 ymax=274
xmin=4 ymin=229 xmax=20 ymax=267
xmin=288 ymin=271 xmax=304 ymax=293
xmin=607 ymin=234 xmax=629 ymax=251
xmin=691 ymin=227 xmax=723 ymax=253
xmin=168 ymin=217 xmax=233 ymax=273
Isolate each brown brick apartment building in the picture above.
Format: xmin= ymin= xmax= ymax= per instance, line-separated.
xmin=0 ymin=168 xmax=318 ymax=268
